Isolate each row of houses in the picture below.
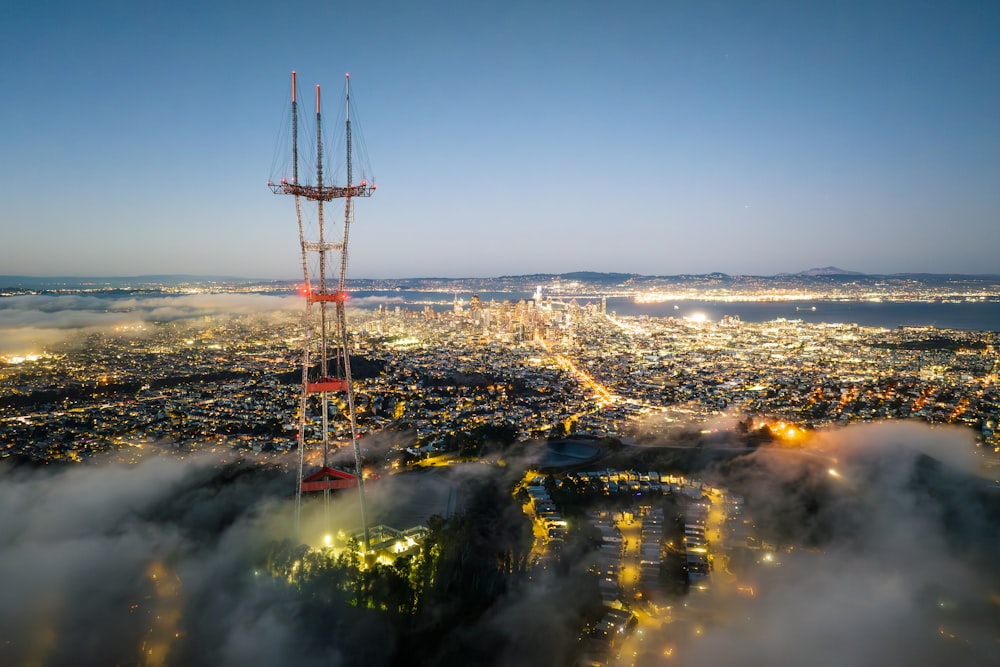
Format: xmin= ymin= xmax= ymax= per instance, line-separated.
xmin=567 ymin=469 xmax=708 ymax=499
xmin=590 ymin=511 xmax=623 ymax=604
xmin=582 ymin=510 xmax=636 ymax=667
xmin=638 ymin=506 xmax=665 ymax=597
xmin=525 ymin=478 xmax=568 ymax=551
xmin=684 ymin=502 xmax=710 ymax=585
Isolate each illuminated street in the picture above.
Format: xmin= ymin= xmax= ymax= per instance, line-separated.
xmin=535 ymin=334 xmax=618 ymax=407
xmin=139 ymin=561 xmax=182 ymax=667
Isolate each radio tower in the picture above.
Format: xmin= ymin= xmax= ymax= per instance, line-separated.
xmin=268 ymin=71 xmax=376 ymax=550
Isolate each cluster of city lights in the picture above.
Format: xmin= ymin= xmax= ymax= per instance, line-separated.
xmin=635 ymin=292 xmax=824 ymax=304
xmin=747 ymin=418 xmax=808 ymax=443
xmin=1 ymin=353 xmax=43 ymax=365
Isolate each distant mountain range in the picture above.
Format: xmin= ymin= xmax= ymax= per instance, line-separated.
xmin=3 ymin=270 xmax=1000 ymax=294
xmin=349 ymin=269 xmax=1000 ymax=293
xmin=788 ymin=266 xmax=867 ymax=276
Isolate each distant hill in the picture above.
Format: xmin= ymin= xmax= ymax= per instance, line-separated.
xmin=796 ymin=266 xmax=866 ymax=276
xmin=557 ymin=271 xmax=638 ymax=284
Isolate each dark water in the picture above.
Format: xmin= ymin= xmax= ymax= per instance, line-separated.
xmin=351 ymin=291 xmax=1000 ymax=331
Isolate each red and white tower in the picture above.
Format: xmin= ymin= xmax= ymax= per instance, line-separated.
xmin=268 ymin=71 xmax=376 ymax=549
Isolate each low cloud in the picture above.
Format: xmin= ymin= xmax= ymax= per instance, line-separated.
xmin=0 ymin=450 xmax=420 ymax=666
xmin=0 ymin=293 xmax=299 ymax=353
xmin=0 ymin=453 xmax=299 ymax=666
xmin=673 ymin=421 xmax=1000 ymax=666
xmin=2 ymin=420 xmax=996 ymax=666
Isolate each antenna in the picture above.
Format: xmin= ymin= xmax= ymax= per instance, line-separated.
xmin=268 ymin=72 xmax=377 ymax=550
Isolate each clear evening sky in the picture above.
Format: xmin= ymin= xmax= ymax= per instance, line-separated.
xmin=1 ymin=1 xmax=998 ymax=279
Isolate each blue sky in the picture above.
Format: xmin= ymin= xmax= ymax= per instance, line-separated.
xmin=1 ymin=0 xmax=998 ymax=279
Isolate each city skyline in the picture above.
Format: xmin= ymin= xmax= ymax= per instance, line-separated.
xmin=2 ymin=1 xmax=998 ymax=279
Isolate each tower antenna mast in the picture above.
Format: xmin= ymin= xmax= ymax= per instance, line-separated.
xmin=269 ymin=72 xmax=376 ymax=550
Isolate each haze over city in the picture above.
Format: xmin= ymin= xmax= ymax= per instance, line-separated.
xmin=2 ymin=0 xmax=999 ymax=278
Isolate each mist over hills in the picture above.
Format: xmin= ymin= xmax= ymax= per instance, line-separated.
xmin=2 ymin=422 xmax=998 ymax=666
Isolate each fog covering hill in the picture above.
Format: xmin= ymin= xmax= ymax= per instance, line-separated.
xmin=1 ymin=420 xmax=998 ymax=666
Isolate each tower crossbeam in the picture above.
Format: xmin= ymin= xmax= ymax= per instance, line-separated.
xmin=267 ymin=182 xmax=375 ymax=200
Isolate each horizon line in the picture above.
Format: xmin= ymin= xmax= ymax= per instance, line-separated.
xmin=3 ymin=269 xmax=1000 ymax=282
